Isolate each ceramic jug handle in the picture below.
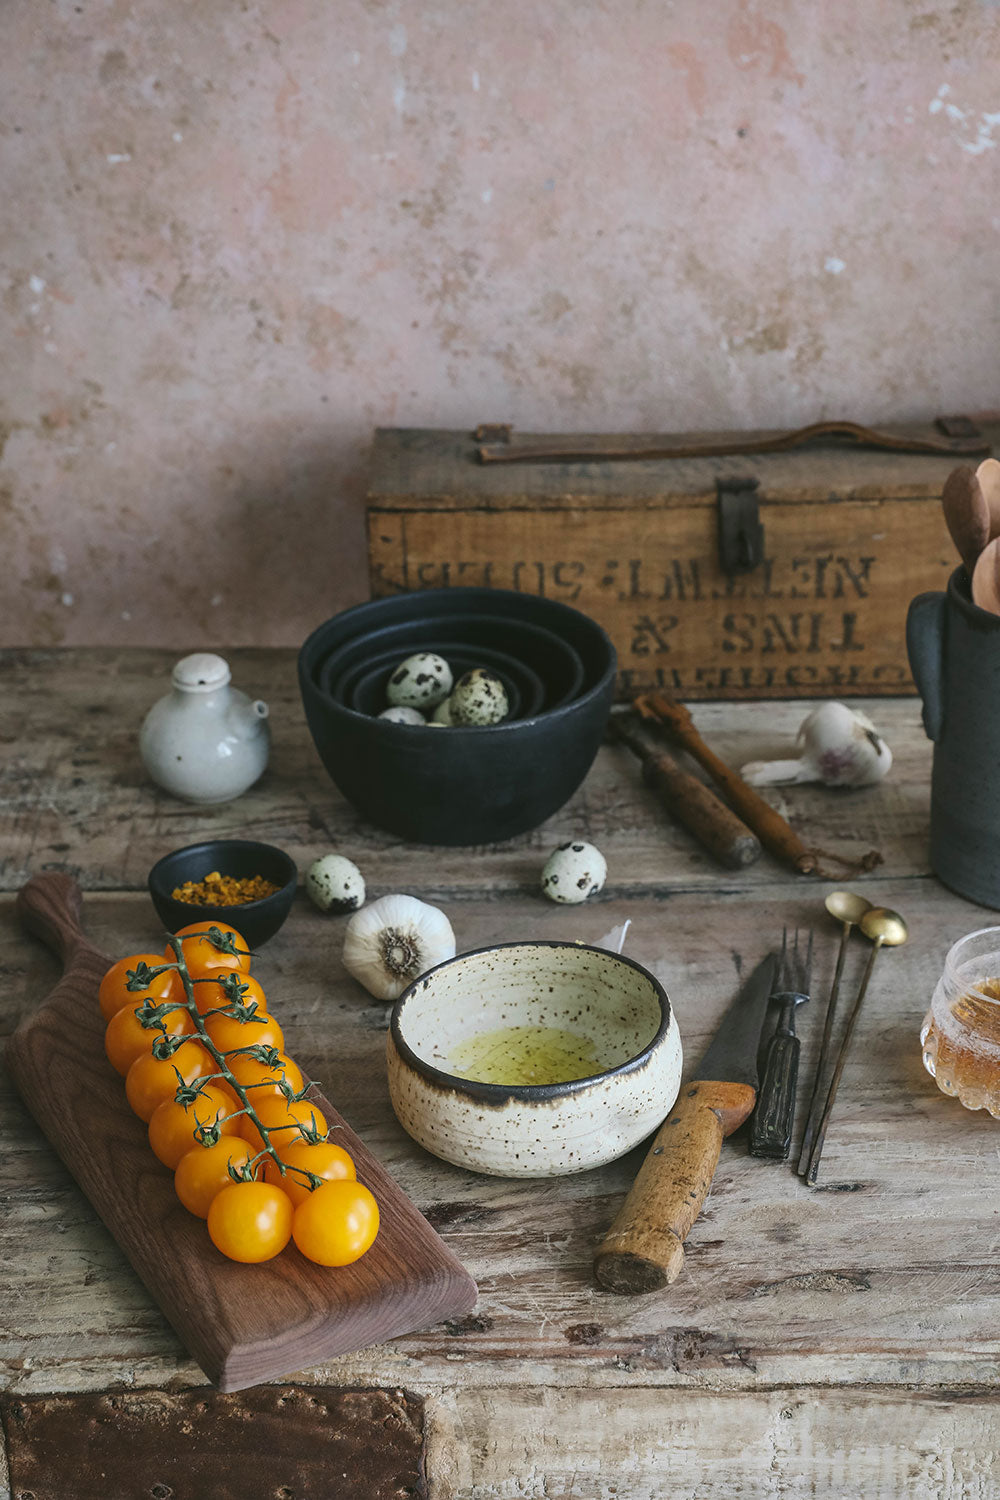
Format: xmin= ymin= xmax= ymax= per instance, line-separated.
xmin=906 ymin=591 xmax=947 ymax=742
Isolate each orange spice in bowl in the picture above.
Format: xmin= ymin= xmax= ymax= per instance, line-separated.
xmin=170 ymin=871 xmax=280 ymax=906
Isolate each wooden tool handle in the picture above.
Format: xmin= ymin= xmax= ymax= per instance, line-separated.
xmin=15 ymin=872 xmax=90 ymax=966
xmin=636 ymin=694 xmax=817 ymax=873
xmin=749 ymin=1032 xmax=800 ymax=1160
xmin=594 ymin=1079 xmax=756 ymax=1295
xmin=641 ymin=757 xmax=761 ymax=869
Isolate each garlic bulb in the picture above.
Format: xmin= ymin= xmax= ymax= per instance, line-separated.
xmin=342 ymin=893 xmax=456 ymax=999
xmin=740 ymin=701 xmax=892 ymax=788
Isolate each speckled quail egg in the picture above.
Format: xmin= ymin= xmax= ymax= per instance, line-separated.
xmin=379 ymin=705 xmax=426 ymax=725
xmin=385 ymin=652 xmax=453 ymax=710
xmin=540 ymin=841 xmax=608 ymax=904
xmin=431 ymin=696 xmax=454 ymax=725
xmin=449 ymin=668 xmax=509 ymax=726
xmin=306 ymin=853 xmax=367 ymax=914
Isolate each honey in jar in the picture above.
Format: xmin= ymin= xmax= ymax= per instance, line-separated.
xmin=921 ymin=927 xmax=1000 ymax=1116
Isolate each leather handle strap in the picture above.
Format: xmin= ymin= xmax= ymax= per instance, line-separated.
xmin=477 ymin=419 xmax=991 ymax=465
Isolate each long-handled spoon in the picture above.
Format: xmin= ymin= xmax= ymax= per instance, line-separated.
xmin=803 ymin=906 xmax=908 ymax=1185
xmin=796 ymin=890 xmax=873 ymax=1176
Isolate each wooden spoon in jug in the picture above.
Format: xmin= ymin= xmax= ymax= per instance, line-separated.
xmin=942 ymin=465 xmax=991 ymax=576
xmin=972 ymin=536 xmax=1000 ymax=615
xmin=977 ymin=458 xmax=1000 ymax=541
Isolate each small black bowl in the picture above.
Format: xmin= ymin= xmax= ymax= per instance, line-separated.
xmin=147 ymin=839 xmax=298 ymax=949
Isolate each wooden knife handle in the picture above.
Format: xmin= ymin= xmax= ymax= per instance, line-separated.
xmin=749 ymin=1032 xmax=800 ymax=1160
xmin=15 ymin=872 xmax=89 ymax=965
xmin=594 ymin=1079 xmax=756 ymax=1295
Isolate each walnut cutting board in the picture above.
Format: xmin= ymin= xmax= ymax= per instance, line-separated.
xmin=6 ymin=873 xmax=478 ymax=1392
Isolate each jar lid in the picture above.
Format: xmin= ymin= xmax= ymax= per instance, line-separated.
xmin=172 ymin=653 xmax=231 ymax=692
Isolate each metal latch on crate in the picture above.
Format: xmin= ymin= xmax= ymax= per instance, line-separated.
xmin=717 ymin=476 xmax=764 ymax=574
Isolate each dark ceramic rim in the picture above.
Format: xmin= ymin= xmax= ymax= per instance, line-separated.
xmin=325 ymin=641 xmax=547 ymax=720
xmin=343 ymin=655 xmax=526 ymax=723
xmin=147 ymin=838 xmax=299 ymax=913
xmin=300 ymin=593 xmax=616 ymax=734
xmin=390 ymin=939 xmax=672 ymax=1103
xmin=948 ymin=564 xmax=1000 ymax=626
xmin=308 ymin=612 xmax=588 ymax=716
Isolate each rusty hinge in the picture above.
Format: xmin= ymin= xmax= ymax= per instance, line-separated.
xmin=717 ymin=476 xmax=763 ymax=574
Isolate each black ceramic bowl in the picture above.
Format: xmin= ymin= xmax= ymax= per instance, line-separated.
xmin=147 ymin=839 xmax=298 ymax=948
xmin=310 ymin=612 xmax=585 ymax=712
xmin=298 ymin=588 xmax=617 ymax=845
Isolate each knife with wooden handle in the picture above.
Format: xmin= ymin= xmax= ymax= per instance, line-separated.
xmin=594 ymin=953 xmax=777 ymax=1295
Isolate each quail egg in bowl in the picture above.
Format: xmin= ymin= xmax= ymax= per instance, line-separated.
xmin=386 ymin=941 xmax=681 ymax=1177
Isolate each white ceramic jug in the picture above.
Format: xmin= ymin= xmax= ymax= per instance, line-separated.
xmin=140 ymin=653 xmax=269 ymax=803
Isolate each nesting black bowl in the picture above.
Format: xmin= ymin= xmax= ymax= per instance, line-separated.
xmin=147 ymin=839 xmax=298 ymax=948
xmin=311 ymin=612 xmax=584 ymax=711
xmin=298 ymin=588 xmax=616 ymax=845
xmin=324 ymin=640 xmax=547 ymax=721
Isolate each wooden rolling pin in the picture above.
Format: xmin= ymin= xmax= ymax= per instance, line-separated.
xmin=633 ymin=693 xmax=882 ymax=878
xmin=610 ymin=713 xmax=761 ymax=870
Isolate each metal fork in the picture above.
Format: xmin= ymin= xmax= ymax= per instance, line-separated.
xmin=749 ymin=929 xmax=813 ymax=1160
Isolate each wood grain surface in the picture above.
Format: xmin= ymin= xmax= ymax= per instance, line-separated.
xmin=4 ymin=648 xmax=1000 ymax=1498
xmin=6 ymin=873 xmax=476 ymax=1392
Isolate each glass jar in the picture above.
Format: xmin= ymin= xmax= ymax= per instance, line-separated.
xmin=921 ymin=927 xmax=1000 ymax=1116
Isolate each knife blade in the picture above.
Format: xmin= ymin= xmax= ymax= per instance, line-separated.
xmin=594 ymin=952 xmax=778 ymax=1295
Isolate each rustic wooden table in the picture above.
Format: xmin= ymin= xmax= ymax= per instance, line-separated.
xmin=2 ymin=649 xmax=998 ymax=1498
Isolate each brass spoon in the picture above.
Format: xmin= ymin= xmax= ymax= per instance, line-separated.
xmin=804 ymin=906 xmax=908 ymax=1185
xmin=796 ymin=890 xmax=874 ymax=1176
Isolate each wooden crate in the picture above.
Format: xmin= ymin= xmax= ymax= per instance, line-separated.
xmin=366 ymin=422 xmax=996 ymax=700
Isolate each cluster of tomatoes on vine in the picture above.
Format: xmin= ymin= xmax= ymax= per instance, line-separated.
xmin=99 ymin=920 xmax=379 ymax=1268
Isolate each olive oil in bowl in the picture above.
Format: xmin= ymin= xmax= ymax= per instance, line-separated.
xmin=449 ymin=1025 xmax=604 ymax=1086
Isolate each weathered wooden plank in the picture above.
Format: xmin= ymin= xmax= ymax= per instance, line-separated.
xmin=4 ymin=882 xmax=1000 ymax=1400
xmin=0 ymin=649 xmax=933 ymax=893
xmin=426 ymin=1386 xmax=1000 ymax=1499
xmin=369 ymin=423 xmax=1000 ymax=506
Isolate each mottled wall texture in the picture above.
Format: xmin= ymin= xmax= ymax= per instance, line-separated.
xmin=3 ymin=1 xmax=999 ymax=646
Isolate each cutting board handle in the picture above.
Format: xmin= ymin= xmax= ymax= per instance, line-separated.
xmin=16 ymin=872 xmax=89 ymax=968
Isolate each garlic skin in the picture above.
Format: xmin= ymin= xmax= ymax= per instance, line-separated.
xmin=740 ymin=701 xmax=893 ymax=788
xmin=342 ymin=893 xmax=456 ymax=999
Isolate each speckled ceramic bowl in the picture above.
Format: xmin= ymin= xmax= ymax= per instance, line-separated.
xmin=386 ymin=942 xmax=681 ymax=1178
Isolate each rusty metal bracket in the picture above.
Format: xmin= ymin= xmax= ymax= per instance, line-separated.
xmin=717 ymin=476 xmax=763 ymax=574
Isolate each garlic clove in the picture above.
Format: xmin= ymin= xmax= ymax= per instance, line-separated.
xmin=740 ymin=757 xmax=817 ymax=787
xmin=342 ymin=893 xmax=456 ymax=1000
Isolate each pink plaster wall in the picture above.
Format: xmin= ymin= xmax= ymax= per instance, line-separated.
xmin=3 ymin=1 xmax=999 ymax=647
